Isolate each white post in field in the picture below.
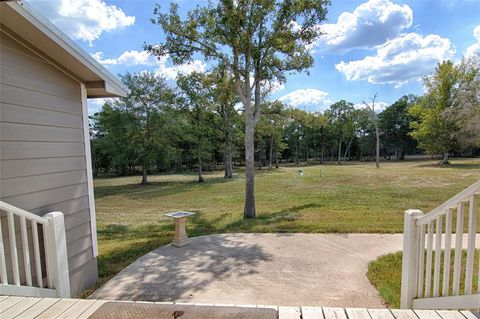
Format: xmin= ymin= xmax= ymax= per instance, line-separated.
xmin=400 ymin=209 xmax=424 ymax=309
xmin=44 ymin=211 xmax=71 ymax=297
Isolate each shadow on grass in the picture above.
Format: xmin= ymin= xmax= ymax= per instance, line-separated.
xmin=414 ymin=162 xmax=480 ymax=170
xmin=94 ymin=175 xmax=239 ymax=199
xmin=220 ymin=203 xmax=322 ymax=233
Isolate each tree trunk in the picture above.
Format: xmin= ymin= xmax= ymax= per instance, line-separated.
xmin=343 ymin=137 xmax=354 ymax=162
xmin=224 ymin=139 xmax=233 ymax=178
xmin=141 ymin=162 xmax=148 ymax=185
xmin=223 ymin=108 xmax=233 ymax=178
xmin=198 ymin=143 xmax=204 ymax=183
xmin=269 ymin=135 xmax=274 ymax=170
xmin=244 ymin=116 xmax=256 ymax=218
xmin=442 ymin=152 xmax=449 ymax=165
xmin=337 ymin=137 xmax=342 ymax=165
xmin=320 ymin=143 xmax=324 ymax=164
xmin=296 ymin=136 xmax=300 ymax=165
xmin=375 ymin=125 xmax=380 ymax=168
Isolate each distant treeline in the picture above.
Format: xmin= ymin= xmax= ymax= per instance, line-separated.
xmin=90 ymin=58 xmax=480 ymax=182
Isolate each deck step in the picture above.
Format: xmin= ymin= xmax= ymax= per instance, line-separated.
xmin=0 ymin=296 xmax=477 ymax=318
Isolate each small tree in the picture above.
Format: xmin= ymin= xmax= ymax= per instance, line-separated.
xmin=96 ymin=73 xmax=175 ymax=184
xmin=257 ymin=101 xmax=286 ymax=169
xmin=378 ymin=95 xmax=418 ymax=160
xmin=207 ymin=67 xmax=241 ymax=178
xmin=177 ymin=72 xmax=215 ymax=183
xmin=363 ymin=94 xmax=380 ymax=168
xmin=444 ymin=57 xmax=480 ymax=152
xmin=410 ymin=61 xmax=459 ymax=164
xmin=326 ymin=100 xmax=355 ymax=165
xmin=146 ymin=0 xmax=330 ymax=218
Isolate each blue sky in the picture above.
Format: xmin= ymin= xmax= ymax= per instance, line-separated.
xmin=28 ymin=0 xmax=480 ymax=114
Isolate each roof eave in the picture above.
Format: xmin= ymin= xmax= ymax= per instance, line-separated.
xmin=4 ymin=1 xmax=128 ymax=98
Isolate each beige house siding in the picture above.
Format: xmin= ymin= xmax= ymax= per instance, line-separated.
xmin=0 ymin=30 xmax=97 ymax=296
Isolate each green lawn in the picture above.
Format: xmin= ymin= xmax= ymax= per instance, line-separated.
xmin=85 ymin=158 xmax=480 ymax=297
xmin=368 ymin=249 xmax=479 ymax=308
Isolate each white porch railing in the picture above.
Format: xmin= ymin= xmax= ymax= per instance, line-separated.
xmin=0 ymin=201 xmax=70 ymax=298
xmin=400 ymin=180 xmax=480 ymax=310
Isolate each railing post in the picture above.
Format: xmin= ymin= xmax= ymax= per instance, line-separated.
xmin=44 ymin=211 xmax=71 ymax=298
xmin=401 ymin=209 xmax=424 ymax=309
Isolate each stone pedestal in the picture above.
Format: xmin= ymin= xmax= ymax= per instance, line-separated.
xmin=172 ymin=218 xmax=188 ymax=247
xmin=164 ymin=211 xmax=195 ymax=247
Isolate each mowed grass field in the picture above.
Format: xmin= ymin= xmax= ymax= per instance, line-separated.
xmin=86 ymin=158 xmax=480 ymax=296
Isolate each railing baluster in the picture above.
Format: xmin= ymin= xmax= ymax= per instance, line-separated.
xmin=433 ymin=214 xmax=442 ymax=297
xmin=465 ymin=195 xmax=477 ymax=295
xmin=425 ymin=222 xmax=433 ymax=297
xmin=43 ymin=223 xmax=53 ymax=288
xmin=7 ymin=211 xmax=20 ymax=285
xmin=31 ymin=220 xmax=43 ymax=288
xmin=20 ymin=215 xmax=32 ymax=286
xmin=452 ymin=202 xmax=464 ymax=296
xmin=442 ymin=208 xmax=453 ymax=296
xmin=417 ymin=223 xmax=425 ymax=298
xmin=0 ymin=218 xmax=8 ymax=284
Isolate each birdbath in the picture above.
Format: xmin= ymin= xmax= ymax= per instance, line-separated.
xmin=164 ymin=211 xmax=195 ymax=247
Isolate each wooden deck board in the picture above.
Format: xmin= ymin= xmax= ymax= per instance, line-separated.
xmin=0 ymin=296 xmax=25 ymax=313
xmin=278 ymin=306 xmax=301 ymax=319
xmin=390 ymin=309 xmax=419 ymax=319
xmin=302 ymin=306 xmax=324 ymax=319
xmin=0 ymin=297 xmax=41 ymax=319
xmin=345 ymin=308 xmax=370 ymax=319
xmin=35 ymin=298 xmax=79 ymax=319
xmin=56 ymin=299 xmax=98 ymax=319
xmin=14 ymin=298 xmax=60 ymax=318
xmin=414 ymin=310 xmax=443 ymax=319
xmin=436 ymin=310 xmax=471 ymax=319
xmin=323 ymin=307 xmax=347 ymax=319
xmin=76 ymin=300 xmax=108 ymax=319
xmin=460 ymin=311 xmax=478 ymax=319
xmin=0 ymin=296 xmax=476 ymax=318
xmin=369 ymin=309 xmax=395 ymax=319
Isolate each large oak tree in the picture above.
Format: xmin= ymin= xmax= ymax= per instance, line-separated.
xmin=146 ymin=0 xmax=329 ymax=218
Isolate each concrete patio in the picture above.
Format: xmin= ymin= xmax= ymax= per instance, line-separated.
xmin=91 ymin=233 xmax=409 ymax=307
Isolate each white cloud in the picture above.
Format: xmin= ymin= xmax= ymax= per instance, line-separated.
xmin=92 ymin=51 xmax=157 ymax=66
xmin=154 ymin=56 xmax=207 ymax=80
xmin=354 ymin=101 xmax=389 ymax=112
xmin=315 ymin=0 xmax=413 ymax=52
xmin=465 ymin=25 xmax=480 ymax=58
xmin=91 ymin=50 xmax=206 ymax=80
xmin=29 ymin=0 xmax=135 ymax=45
xmin=279 ymin=89 xmax=332 ymax=110
xmin=87 ymin=98 xmax=116 ymax=115
xmin=335 ymin=33 xmax=455 ymax=86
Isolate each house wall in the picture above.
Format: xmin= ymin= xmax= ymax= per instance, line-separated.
xmin=0 ymin=30 xmax=98 ymax=296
